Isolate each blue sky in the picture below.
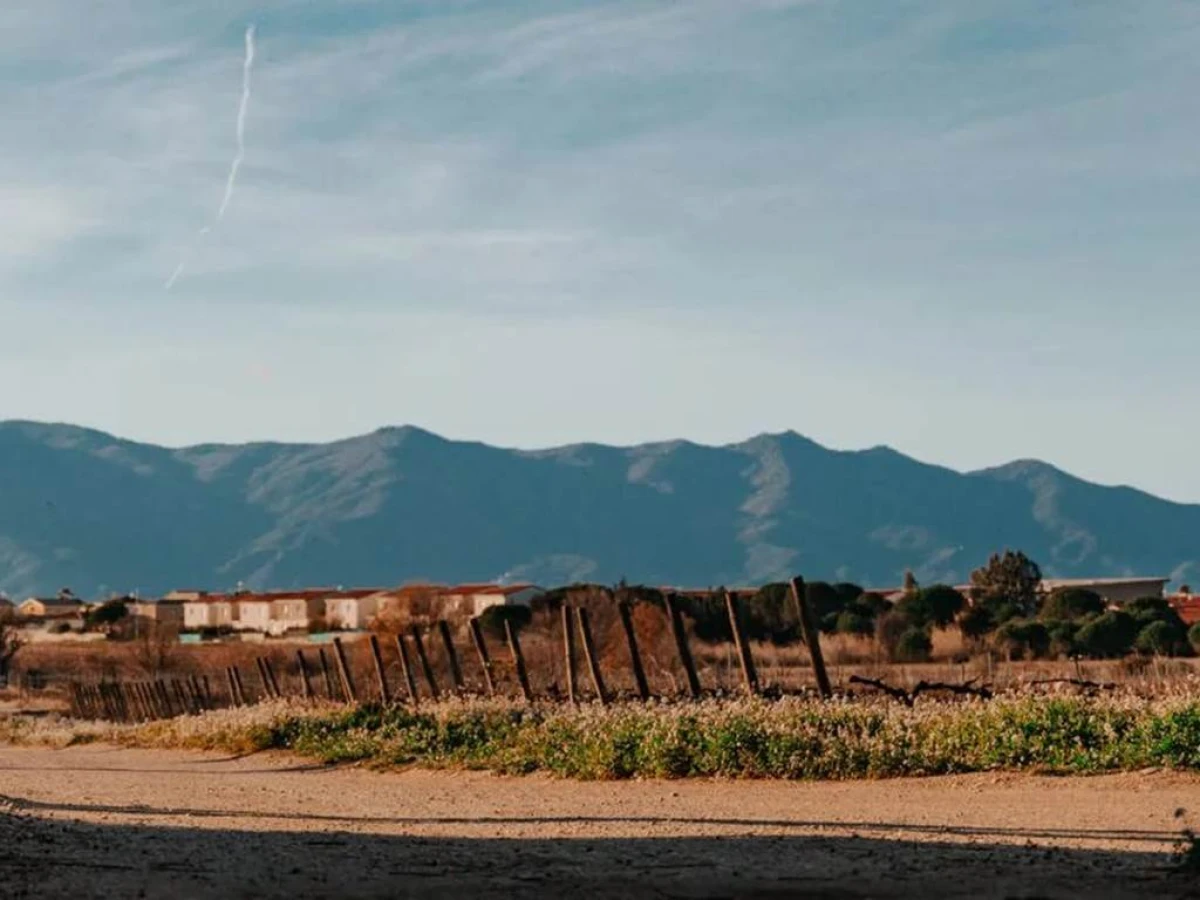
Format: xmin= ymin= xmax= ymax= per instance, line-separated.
xmin=3 ymin=1 xmax=1200 ymax=501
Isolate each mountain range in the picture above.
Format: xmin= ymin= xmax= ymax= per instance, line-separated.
xmin=0 ymin=420 xmax=1196 ymax=600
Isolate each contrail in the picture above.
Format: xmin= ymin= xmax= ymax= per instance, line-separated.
xmin=165 ymin=24 xmax=256 ymax=290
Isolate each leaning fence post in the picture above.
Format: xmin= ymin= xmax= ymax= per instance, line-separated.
xmin=410 ymin=626 xmax=439 ymax=700
xmin=368 ymin=634 xmax=392 ymax=705
xmin=437 ymin=621 xmax=465 ymax=693
xmin=317 ymin=647 xmax=337 ymax=700
xmin=255 ymin=658 xmax=274 ymax=700
xmin=561 ymin=604 xmax=578 ymax=704
xmin=575 ymin=607 xmax=607 ymax=705
xmin=504 ymin=619 xmax=533 ymax=702
xmin=296 ymin=651 xmax=316 ymax=701
xmin=394 ymin=634 xmax=419 ymax=705
xmin=231 ymin=666 xmax=248 ymax=707
xmin=135 ymin=681 xmax=153 ymax=724
xmin=155 ymin=679 xmax=174 ymax=716
xmin=226 ymin=667 xmax=242 ymax=707
xmin=789 ymin=576 xmax=832 ymax=699
xmin=263 ymin=657 xmax=282 ymax=699
xmin=725 ymin=591 xmax=759 ymax=696
xmin=663 ymin=591 xmax=702 ymax=699
xmin=188 ymin=675 xmax=208 ymax=711
xmin=468 ymin=617 xmax=496 ymax=696
xmin=332 ymin=637 xmax=358 ymax=704
xmin=171 ymin=679 xmax=191 ymax=715
xmin=617 ymin=601 xmax=651 ymax=701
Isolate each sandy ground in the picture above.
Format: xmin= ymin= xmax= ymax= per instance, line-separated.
xmin=1 ymin=745 xmax=1199 ymax=898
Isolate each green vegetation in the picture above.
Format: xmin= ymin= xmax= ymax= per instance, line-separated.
xmin=121 ymin=696 xmax=1200 ymax=780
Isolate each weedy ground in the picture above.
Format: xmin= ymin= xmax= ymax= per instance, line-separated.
xmin=6 ymin=692 xmax=1200 ymax=780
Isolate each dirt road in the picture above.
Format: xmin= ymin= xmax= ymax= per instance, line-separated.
xmin=1 ymin=745 xmax=1198 ymax=898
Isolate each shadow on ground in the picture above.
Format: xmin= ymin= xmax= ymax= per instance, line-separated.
xmin=0 ymin=809 xmax=1193 ymax=900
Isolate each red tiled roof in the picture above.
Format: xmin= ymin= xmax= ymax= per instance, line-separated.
xmin=1169 ymin=594 xmax=1200 ymax=625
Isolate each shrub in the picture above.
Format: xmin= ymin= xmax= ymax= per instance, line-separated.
xmin=1189 ymin=622 xmax=1200 ymax=654
xmin=1076 ymin=611 xmax=1138 ymax=658
xmin=1135 ymin=620 xmax=1186 ymax=656
xmin=86 ymin=600 xmax=129 ymax=630
xmin=1039 ymin=588 xmax=1104 ymax=621
xmin=913 ymin=585 xmax=966 ymax=628
xmin=993 ymin=619 xmax=1050 ymax=660
xmin=1044 ymin=619 xmax=1080 ymax=658
xmin=958 ymin=604 xmax=994 ymax=641
xmin=834 ymin=610 xmax=874 ymax=638
xmin=894 ymin=627 xmax=932 ymax=662
xmin=875 ymin=610 xmax=910 ymax=659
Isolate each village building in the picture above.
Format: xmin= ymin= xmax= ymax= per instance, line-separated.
xmin=181 ymin=594 xmax=236 ymax=630
xmin=1038 ymin=577 xmax=1168 ymax=606
xmin=441 ymin=583 xmax=545 ymax=617
xmin=17 ymin=589 xmax=87 ymax=619
xmin=324 ymin=589 xmax=390 ymax=630
xmin=128 ymin=599 xmax=185 ymax=627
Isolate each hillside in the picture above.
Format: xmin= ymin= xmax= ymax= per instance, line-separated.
xmin=0 ymin=421 xmax=1196 ymax=598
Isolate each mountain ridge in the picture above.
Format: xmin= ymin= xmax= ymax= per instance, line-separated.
xmin=0 ymin=419 xmax=1194 ymax=598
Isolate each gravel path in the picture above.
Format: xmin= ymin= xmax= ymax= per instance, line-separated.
xmin=1 ymin=744 xmax=1198 ymax=898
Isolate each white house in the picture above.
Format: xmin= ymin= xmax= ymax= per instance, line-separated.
xmin=233 ymin=594 xmax=274 ymax=633
xmin=182 ymin=595 xmax=236 ymax=630
xmin=324 ymin=590 xmax=387 ymax=630
xmin=443 ymin=583 xmax=545 ymax=617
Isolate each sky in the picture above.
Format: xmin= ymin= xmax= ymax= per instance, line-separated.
xmin=3 ymin=0 xmax=1200 ymax=502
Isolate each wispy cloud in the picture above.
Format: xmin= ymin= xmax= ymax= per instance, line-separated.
xmin=165 ymin=23 xmax=256 ymax=289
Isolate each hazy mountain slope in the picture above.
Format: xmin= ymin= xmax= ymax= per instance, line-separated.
xmin=1 ymin=421 xmax=1196 ymax=598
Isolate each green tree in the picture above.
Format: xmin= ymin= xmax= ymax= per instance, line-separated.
xmin=86 ymin=599 xmax=129 ymax=630
xmin=1039 ymin=588 xmax=1104 ymax=621
xmin=958 ymin=604 xmax=995 ymax=642
xmin=1044 ymin=619 xmax=1080 ymax=658
xmin=1188 ymin=622 xmax=1200 ymax=653
xmin=993 ymin=619 xmax=1050 ymax=660
xmin=1134 ymin=620 xmax=1184 ymax=656
xmin=907 ymin=585 xmax=966 ymax=628
xmin=1076 ymin=611 xmax=1138 ymax=658
xmin=835 ymin=609 xmax=875 ymax=637
xmin=969 ymin=550 xmax=1043 ymax=617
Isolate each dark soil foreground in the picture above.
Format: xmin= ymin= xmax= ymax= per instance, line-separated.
xmin=1 ymin=745 xmax=1198 ymax=899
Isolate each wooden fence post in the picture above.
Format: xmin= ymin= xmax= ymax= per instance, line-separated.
xmin=437 ymin=621 xmax=465 ymax=693
xmin=725 ymin=591 xmax=759 ymax=696
xmin=226 ymin=667 xmax=242 ymax=707
xmin=368 ymin=634 xmax=392 ymax=705
xmin=332 ymin=637 xmax=358 ymax=704
xmin=296 ymin=651 xmax=315 ymax=701
xmin=255 ymin=658 xmax=274 ymax=700
xmin=200 ymin=675 xmax=213 ymax=708
xmin=121 ymin=683 xmax=140 ymax=721
xmin=172 ymin=679 xmax=191 ymax=714
xmin=575 ymin=607 xmax=607 ymax=705
xmin=789 ymin=576 xmax=832 ymax=699
xmin=663 ymin=591 xmax=702 ymax=699
xmin=410 ymin=626 xmax=439 ymax=700
xmin=318 ymin=647 xmax=337 ymax=700
xmin=617 ymin=601 xmax=651 ymax=701
xmin=263 ymin=657 xmax=283 ymax=699
xmin=189 ymin=675 xmax=208 ymax=711
xmin=504 ymin=620 xmax=533 ymax=702
xmin=468 ymin=617 xmax=496 ymax=696
xmin=96 ymin=683 xmax=114 ymax=720
xmin=394 ymin=634 xmax=419 ymax=705
xmin=562 ymin=604 xmax=578 ymax=704
xmin=231 ymin=666 xmax=248 ymax=707
xmin=155 ymin=679 xmax=173 ymax=716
